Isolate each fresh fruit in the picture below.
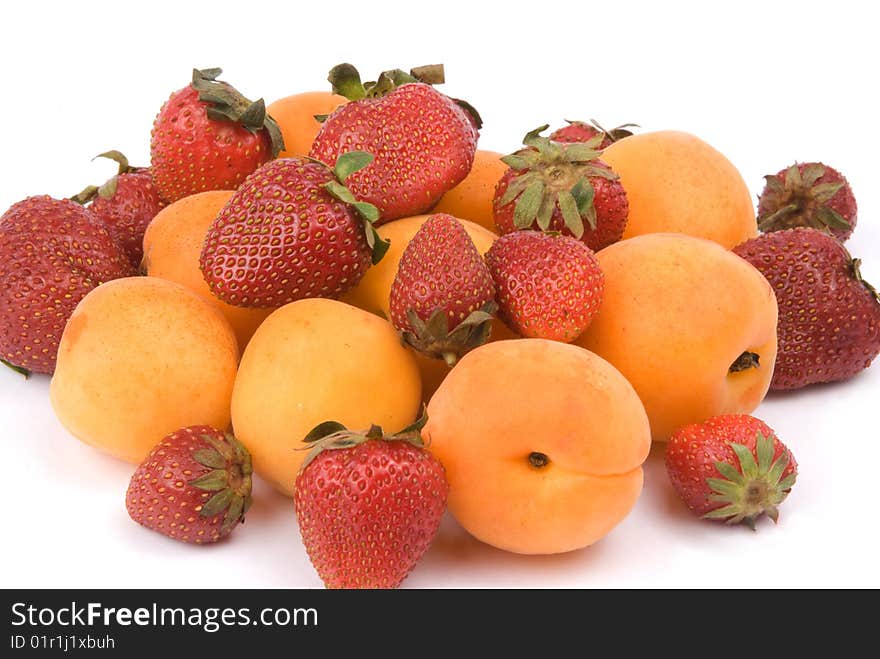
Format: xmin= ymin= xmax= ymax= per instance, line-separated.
xmin=200 ymin=153 xmax=387 ymax=308
xmin=71 ymin=151 xmax=165 ymax=269
xmin=425 ymin=339 xmax=651 ymax=554
xmin=485 ymin=231 xmax=604 ymax=342
xmin=126 ymin=426 xmax=253 ymax=544
xmin=310 ymin=63 xmax=478 ymax=222
xmin=294 ymin=414 xmax=447 ymax=588
xmin=389 ymin=213 xmax=496 ymax=365
xmin=576 ymin=234 xmax=778 ymax=442
xmin=267 ymin=90 xmax=346 ymax=158
xmin=0 ymin=196 xmax=134 ymax=376
xmin=733 ymin=228 xmax=880 ymax=389
xmin=143 ymin=190 xmax=274 ymax=350
xmin=665 ymin=415 xmax=797 ymax=528
xmin=433 ymin=150 xmax=507 ymax=231
xmin=150 ymin=68 xmax=285 ymax=203
xmin=550 ymin=119 xmax=636 ymax=147
xmin=601 ymin=130 xmax=756 ymax=248
xmin=231 ymin=298 xmax=421 ymax=497
xmin=50 ymin=277 xmax=238 ymax=463
xmin=757 ymin=162 xmax=857 ymax=242
xmin=493 ymin=126 xmax=628 ymax=252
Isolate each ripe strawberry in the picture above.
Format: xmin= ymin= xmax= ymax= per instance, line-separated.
xmin=550 ymin=119 xmax=637 ymax=148
xmin=0 ymin=196 xmax=134 ymax=376
xmin=126 ymin=426 xmax=253 ymax=544
xmin=485 ymin=231 xmax=604 ymax=342
xmin=200 ymin=153 xmax=388 ymax=308
xmin=665 ymin=415 xmax=797 ymax=529
xmin=293 ymin=414 xmax=448 ymax=589
xmin=733 ymin=228 xmax=880 ymax=389
xmin=71 ymin=151 xmax=165 ymax=269
xmin=389 ymin=213 xmax=496 ymax=365
xmin=757 ymin=162 xmax=857 ymax=241
xmin=309 ymin=63 xmax=479 ymax=223
xmin=494 ymin=126 xmax=628 ymax=252
xmin=150 ymin=68 xmax=285 ymax=203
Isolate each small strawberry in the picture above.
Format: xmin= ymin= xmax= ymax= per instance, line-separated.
xmin=389 ymin=213 xmax=496 ymax=365
xmin=293 ymin=413 xmax=448 ymax=589
xmin=310 ymin=63 xmax=479 ymax=223
xmin=494 ymin=126 xmax=628 ymax=252
xmin=665 ymin=415 xmax=797 ymax=529
xmin=126 ymin=425 xmax=253 ymax=544
xmin=733 ymin=227 xmax=880 ymax=389
xmin=485 ymin=231 xmax=604 ymax=342
xmin=0 ymin=196 xmax=134 ymax=376
xmin=757 ymin=162 xmax=857 ymax=241
xmin=71 ymin=151 xmax=165 ymax=269
xmin=150 ymin=68 xmax=285 ymax=203
xmin=200 ymin=153 xmax=388 ymax=308
xmin=550 ymin=119 xmax=637 ymax=148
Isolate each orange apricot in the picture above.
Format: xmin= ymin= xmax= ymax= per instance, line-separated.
xmin=267 ymin=91 xmax=347 ymax=158
xmin=433 ymin=150 xmax=508 ymax=232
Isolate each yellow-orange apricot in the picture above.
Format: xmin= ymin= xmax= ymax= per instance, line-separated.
xmin=433 ymin=150 xmax=508 ymax=232
xmin=267 ymin=91 xmax=347 ymax=158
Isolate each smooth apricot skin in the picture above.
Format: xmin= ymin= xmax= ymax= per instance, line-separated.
xmin=425 ymin=339 xmax=651 ymax=555
xmin=433 ymin=150 xmax=508 ymax=232
xmin=50 ymin=277 xmax=239 ymax=464
xmin=267 ymin=91 xmax=347 ymax=158
xmin=602 ymin=131 xmax=757 ymax=248
xmin=142 ymin=190 xmax=274 ymax=351
xmin=575 ymin=233 xmax=778 ymax=442
xmin=231 ymin=299 xmax=422 ymax=497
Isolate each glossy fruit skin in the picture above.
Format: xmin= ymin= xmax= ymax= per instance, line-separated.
xmin=310 ymin=83 xmax=477 ymax=223
xmin=0 ymin=196 xmax=134 ymax=374
xmin=267 ymin=91 xmax=346 ymax=158
xmin=294 ymin=439 xmax=448 ymax=588
xmin=733 ymin=228 xmax=880 ymax=389
xmin=550 ymin=122 xmax=615 ymax=148
xmin=432 ymin=150 xmax=508 ymax=232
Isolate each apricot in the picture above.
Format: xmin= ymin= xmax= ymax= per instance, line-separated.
xmin=50 ymin=277 xmax=239 ymax=464
xmin=231 ymin=298 xmax=422 ymax=497
xmin=425 ymin=339 xmax=651 ymax=555
xmin=142 ymin=190 xmax=275 ymax=351
xmin=433 ymin=150 xmax=507 ymax=232
xmin=575 ymin=233 xmax=778 ymax=442
xmin=602 ymin=131 xmax=757 ymax=248
xmin=267 ymin=91 xmax=347 ymax=158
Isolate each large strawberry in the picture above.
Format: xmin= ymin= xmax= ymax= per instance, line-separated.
xmin=293 ymin=413 xmax=448 ymax=589
xmin=150 ymin=68 xmax=285 ymax=203
xmin=494 ymin=126 xmax=628 ymax=252
xmin=550 ymin=119 xmax=637 ymax=148
xmin=389 ymin=213 xmax=496 ymax=365
xmin=733 ymin=227 xmax=880 ymax=389
xmin=0 ymin=196 xmax=134 ymax=376
xmin=309 ymin=64 xmax=479 ymax=222
xmin=200 ymin=153 xmax=387 ymax=308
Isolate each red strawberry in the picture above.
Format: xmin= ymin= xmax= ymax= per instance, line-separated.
xmin=71 ymin=151 xmax=165 ymax=269
xmin=733 ymin=227 xmax=880 ymax=389
xmin=0 ymin=196 xmax=134 ymax=376
xmin=126 ymin=425 xmax=253 ymax=544
xmin=200 ymin=153 xmax=388 ymax=308
xmin=757 ymin=162 xmax=857 ymax=241
xmin=485 ymin=231 xmax=604 ymax=342
xmin=494 ymin=126 xmax=628 ymax=252
xmin=150 ymin=68 xmax=285 ymax=204
xmin=293 ymin=414 xmax=448 ymax=589
xmin=550 ymin=119 xmax=637 ymax=148
xmin=309 ymin=63 xmax=479 ymax=223
xmin=665 ymin=415 xmax=797 ymax=529
xmin=389 ymin=213 xmax=496 ymax=365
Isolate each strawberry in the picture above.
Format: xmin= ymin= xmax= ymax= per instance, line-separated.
xmin=757 ymin=162 xmax=857 ymax=242
xmin=0 ymin=196 xmax=134 ymax=376
xmin=485 ymin=231 xmax=604 ymax=342
xmin=200 ymin=153 xmax=388 ymax=308
xmin=389 ymin=213 xmax=496 ymax=365
xmin=150 ymin=68 xmax=285 ymax=204
xmin=309 ymin=63 xmax=479 ymax=223
xmin=126 ymin=425 xmax=253 ymax=544
xmin=71 ymin=151 xmax=165 ymax=269
xmin=550 ymin=119 xmax=637 ymax=148
xmin=494 ymin=126 xmax=628 ymax=252
xmin=293 ymin=413 xmax=448 ymax=589
xmin=665 ymin=415 xmax=797 ymax=529
xmin=733 ymin=227 xmax=880 ymax=389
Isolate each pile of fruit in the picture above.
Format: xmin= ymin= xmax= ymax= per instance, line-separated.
xmin=1 ymin=64 xmax=877 ymax=588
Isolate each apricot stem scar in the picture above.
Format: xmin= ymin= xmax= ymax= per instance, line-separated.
xmin=528 ymin=452 xmax=549 ymax=468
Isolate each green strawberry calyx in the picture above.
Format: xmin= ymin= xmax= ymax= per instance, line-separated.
xmin=1 ymin=357 xmax=30 ymax=379
xmin=188 ymin=432 xmax=254 ymax=535
xmin=401 ymin=302 xmax=497 ymax=367
xmin=851 ymin=258 xmax=880 ymax=304
xmin=70 ymin=151 xmax=141 ymax=205
xmin=757 ymin=163 xmax=851 ymax=234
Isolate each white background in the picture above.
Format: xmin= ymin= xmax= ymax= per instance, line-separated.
xmin=1 ymin=0 xmax=877 ymax=588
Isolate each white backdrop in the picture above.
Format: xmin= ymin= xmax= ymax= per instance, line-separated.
xmin=1 ymin=0 xmax=877 ymax=588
